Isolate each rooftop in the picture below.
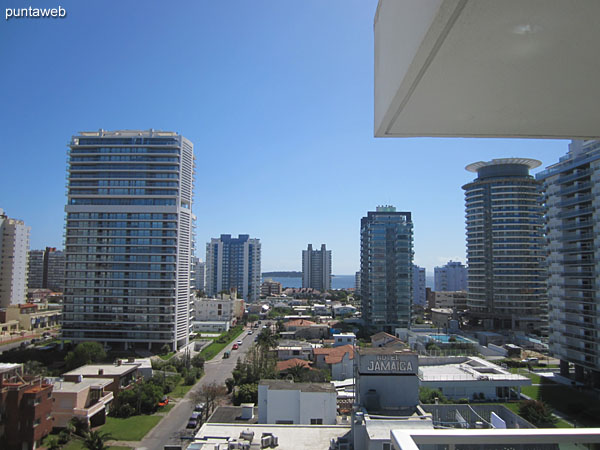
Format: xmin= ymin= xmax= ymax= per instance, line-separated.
xmin=276 ymin=359 xmax=313 ymax=372
xmin=259 ymin=379 xmax=336 ymax=393
xmin=52 ymin=377 xmax=112 ymax=393
xmin=193 ymin=423 xmax=351 ymax=450
xmin=419 ymin=357 xmax=530 ymax=383
xmin=313 ymin=345 xmax=355 ymax=364
xmin=207 ymin=406 xmax=259 ymax=425
xmin=63 ymin=364 xmax=138 ymax=377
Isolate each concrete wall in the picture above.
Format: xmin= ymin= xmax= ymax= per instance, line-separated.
xmin=359 ymin=375 xmax=419 ymax=409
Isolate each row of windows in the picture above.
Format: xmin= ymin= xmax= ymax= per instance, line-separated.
xmin=67 ymin=229 xmax=176 ymax=237
xmin=67 ymin=238 xmax=176 ymax=245
xmin=66 ymin=247 xmax=177 ymax=254
xmin=67 ymin=221 xmax=177 ymax=229
xmin=66 ymin=255 xmax=176 ymax=262
xmin=70 ymin=164 xmax=178 ymax=171
xmin=71 ymin=155 xmax=178 ymax=162
xmin=70 ymin=172 xmax=178 ymax=179
xmin=70 ymin=180 xmax=178 ymax=187
xmin=69 ymin=198 xmax=176 ymax=206
xmin=70 ymin=189 xmax=178 ymax=196
xmin=67 ymin=212 xmax=177 ymax=219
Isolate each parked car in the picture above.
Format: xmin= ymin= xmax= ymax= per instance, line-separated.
xmin=190 ymin=412 xmax=201 ymax=421
xmin=186 ymin=419 xmax=198 ymax=429
xmin=236 ymin=340 xmax=243 ymax=346
xmin=248 ymin=330 xmax=253 ymax=335
xmin=232 ymin=343 xmax=239 ymax=350
xmin=194 ymin=403 xmax=206 ymax=413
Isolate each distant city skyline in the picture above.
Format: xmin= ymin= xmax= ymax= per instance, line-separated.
xmin=1 ymin=1 xmax=570 ymax=275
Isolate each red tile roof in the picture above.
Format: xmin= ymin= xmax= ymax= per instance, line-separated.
xmin=284 ymin=319 xmax=316 ymax=328
xmin=313 ymin=344 xmax=354 ymax=364
xmin=276 ymin=358 xmax=313 ymax=372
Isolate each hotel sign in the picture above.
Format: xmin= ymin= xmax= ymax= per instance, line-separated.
xmin=358 ymin=353 xmax=418 ymax=375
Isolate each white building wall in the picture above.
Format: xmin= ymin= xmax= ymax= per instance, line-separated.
xmin=331 ymin=353 xmax=354 ymax=381
xmin=0 ymin=210 xmax=30 ymax=308
xmin=299 ymin=391 xmax=337 ymax=425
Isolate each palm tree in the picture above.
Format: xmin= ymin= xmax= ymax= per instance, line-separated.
xmin=82 ymin=430 xmax=112 ymax=450
xmin=286 ymin=363 xmax=309 ymax=382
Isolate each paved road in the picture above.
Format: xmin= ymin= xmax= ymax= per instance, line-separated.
xmin=137 ymin=328 xmax=256 ymax=450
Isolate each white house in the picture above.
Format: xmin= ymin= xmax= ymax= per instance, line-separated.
xmin=257 ymin=380 xmax=337 ymax=425
xmin=313 ymin=345 xmax=355 ymax=381
xmin=333 ymin=332 xmax=356 ymax=347
xmin=332 ymin=304 xmax=357 ymax=318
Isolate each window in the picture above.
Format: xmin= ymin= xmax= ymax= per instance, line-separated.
xmin=310 ymin=418 xmax=323 ymax=425
xmin=383 ymin=444 xmax=391 ymax=450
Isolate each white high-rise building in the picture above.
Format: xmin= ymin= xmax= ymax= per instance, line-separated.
xmin=412 ymin=265 xmax=426 ymax=307
xmin=537 ymin=140 xmax=600 ymax=386
xmin=205 ymin=235 xmax=261 ymax=302
xmin=302 ymin=244 xmax=332 ymax=292
xmin=63 ymin=130 xmax=195 ymax=351
xmin=434 ymin=261 xmax=467 ymax=292
xmin=0 ymin=209 xmax=30 ymax=308
xmin=191 ymin=256 xmax=205 ymax=292
xmin=463 ymin=159 xmax=547 ymax=333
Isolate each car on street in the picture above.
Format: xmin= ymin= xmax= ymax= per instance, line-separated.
xmin=190 ymin=412 xmax=202 ymax=421
xmin=232 ymin=343 xmax=239 ymax=350
xmin=248 ymin=330 xmax=253 ymax=335
xmin=186 ymin=419 xmax=198 ymax=429
xmin=194 ymin=403 xmax=205 ymax=413
xmin=236 ymin=340 xmax=243 ymax=346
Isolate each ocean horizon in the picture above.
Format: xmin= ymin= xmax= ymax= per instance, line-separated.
xmin=262 ymin=274 xmax=355 ymax=290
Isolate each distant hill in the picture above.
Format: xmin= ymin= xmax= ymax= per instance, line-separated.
xmin=262 ymin=271 xmax=302 ymax=277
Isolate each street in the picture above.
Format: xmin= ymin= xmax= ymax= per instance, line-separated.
xmin=137 ymin=328 xmax=255 ymax=450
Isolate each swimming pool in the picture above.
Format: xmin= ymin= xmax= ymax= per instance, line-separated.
xmin=429 ymin=334 xmax=471 ymax=343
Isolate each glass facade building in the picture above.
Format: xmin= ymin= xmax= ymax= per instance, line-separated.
xmin=205 ymin=234 xmax=261 ymax=302
xmin=62 ymin=130 xmax=194 ymax=351
xmin=360 ymin=206 xmax=413 ymax=333
xmin=537 ymin=140 xmax=600 ymax=386
xmin=463 ymin=159 xmax=546 ymax=333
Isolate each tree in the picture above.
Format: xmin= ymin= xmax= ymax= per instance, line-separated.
xmin=65 ymin=342 xmax=106 ymax=370
xmin=419 ymin=387 xmax=449 ymax=404
xmin=518 ymin=400 xmax=558 ymax=427
xmin=233 ymin=383 xmax=258 ymax=405
xmin=191 ymin=354 xmax=205 ymax=371
xmin=256 ymin=327 xmax=278 ymax=350
xmin=45 ymin=436 xmax=61 ymax=450
xmin=82 ymin=430 xmax=112 ymax=450
xmin=194 ymin=382 xmax=227 ymax=421
xmin=24 ymin=360 xmax=48 ymax=377
xmin=247 ymin=314 xmax=259 ymax=323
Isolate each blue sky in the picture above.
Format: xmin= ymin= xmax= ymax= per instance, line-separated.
xmin=0 ymin=0 xmax=569 ymax=275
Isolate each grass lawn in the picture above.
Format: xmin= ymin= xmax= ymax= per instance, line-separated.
xmin=157 ymin=402 xmax=175 ymax=413
xmin=170 ymin=380 xmax=194 ymax=398
xmin=519 ymin=377 xmax=600 ymax=427
xmin=102 ymin=415 xmax=162 ymax=441
xmin=199 ymin=326 xmax=245 ymax=360
xmin=498 ymin=402 xmax=573 ymax=428
xmin=159 ymin=351 xmax=176 ymax=360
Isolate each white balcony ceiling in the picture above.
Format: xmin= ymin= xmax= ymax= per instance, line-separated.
xmin=374 ymin=0 xmax=600 ymax=139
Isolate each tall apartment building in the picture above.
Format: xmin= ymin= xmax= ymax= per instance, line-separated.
xmin=63 ymin=130 xmax=195 ymax=351
xmin=434 ymin=260 xmax=467 ymax=292
xmin=27 ymin=247 xmax=65 ymax=291
xmin=190 ymin=256 xmax=205 ymax=292
xmin=0 ymin=209 xmax=30 ymax=308
xmin=412 ymin=265 xmax=426 ymax=307
xmin=537 ymin=140 xmax=600 ymax=386
xmin=463 ymin=159 xmax=546 ymax=333
xmin=205 ymin=234 xmax=261 ymax=302
xmin=360 ymin=206 xmax=413 ymax=333
xmin=302 ymin=244 xmax=331 ymax=292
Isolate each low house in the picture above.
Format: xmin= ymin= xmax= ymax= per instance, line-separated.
xmin=0 ymin=302 xmax=61 ymax=331
xmin=312 ymin=304 xmax=329 ymax=316
xmin=62 ymin=363 xmax=141 ymax=394
xmin=283 ymin=319 xmax=329 ymax=340
xmin=371 ymin=331 xmax=401 ymax=348
xmin=276 ymin=358 xmax=314 ymax=376
xmin=0 ymin=363 xmax=54 ymax=450
xmin=332 ymin=304 xmax=357 ymax=318
xmin=418 ymin=356 xmax=531 ymax=401
xmin=51 ymin=377 xmax=113 ymax=429
xmin=313 ymin=345 xmax=355 ymax=380
xmin=257 ymin=380 xmax=337 ymax=425
xmin=333 ymin=332 xmax=356 ymax=347
xmin=276 ymin=340 xmax=314 ymax=361
xmin=431 ymin=308 xmax=454 ymax=329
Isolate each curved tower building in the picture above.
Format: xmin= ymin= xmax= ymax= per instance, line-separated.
xmin=463 ymin=158 xmax=546 ymax=332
